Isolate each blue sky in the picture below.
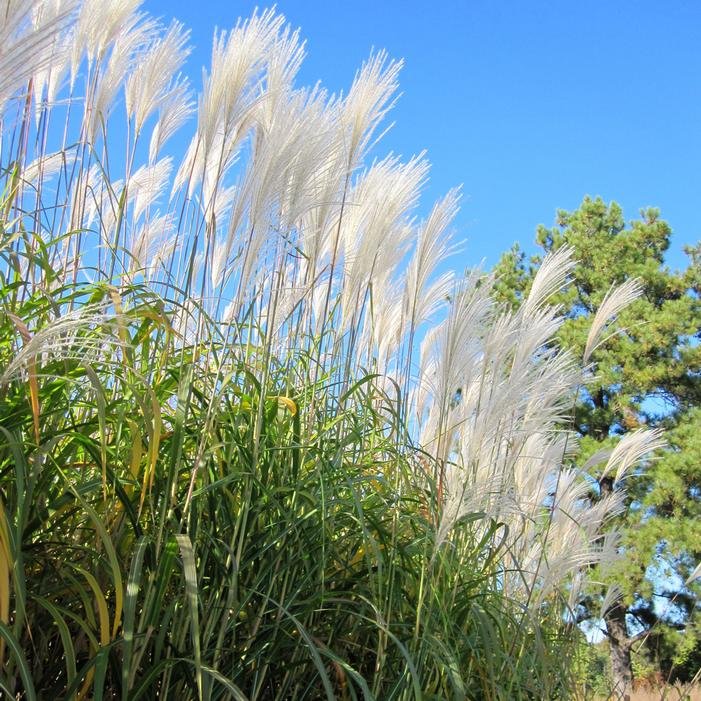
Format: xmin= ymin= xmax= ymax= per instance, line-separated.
xmin=146 ymin=0 xmax=701 ymax=271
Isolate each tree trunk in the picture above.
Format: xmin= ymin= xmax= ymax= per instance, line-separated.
xmin=605 ymin=602 xmax=633 ymax=701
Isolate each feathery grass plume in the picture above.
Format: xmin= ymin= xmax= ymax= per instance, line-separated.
xmin=599 ymin=427 xmax=666 ymax=485
xmin=0 ymin=0 xmax=77 ymax=110
xmin=0 ymin=303 xmax=119 ymax=383
xmin=340 ymin=153 xmax=428 ymax=330
xmin=173 ymin=8 xmax=284 ymax=202
xmin=125 ymin=20 xmax=191 ymax=136
xmin=418 ymin=268 xmax=493 ymax=429
xmin=687 ymin=562 xmax=701 ymax=586
xmin=148 ymin=75 xmax=194 ymax=163
xmin=30 ymin=0 xmax=76 ymax=117
xmin=0 ymin=3 xmax=660 ymax=697
xmin=127 ymin=156 xmax=172 ymax=221
xmin=129 ymin=212 xmax=174 ymax=273
xmin=71 ymin=0 xmax=142 ymax=71
xmin=403 ymin=188 xmax=460 ymax=322
xmin=600 ymin=583 xmax=624 ymax=617
xmin=522 ymin=243 xmax=575 ymax=315
xmin=87 ymin=12 xmax=158 ymax=141
xmin=21 ymin=150 xmax=65 ymax=184
xmin=428 ymin=247 xmax=649 ymax=611
xmin=583 ymin=277 xmax=643 ymax=363
xmin=225 ymin=83 xmax=341 ymax=304
xmin=342 ymin=50 xmax=403 ymax=168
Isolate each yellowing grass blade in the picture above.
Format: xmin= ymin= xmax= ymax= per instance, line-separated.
xmin=58 ymin=479 xmax=124 ymax=641
xmin=7 ymin=313 xmax=40 ymax=443
xmin=267 ymin=395 xmax=298 ymax=416
xmin=70 ymin=566 xmax=110 ymax=647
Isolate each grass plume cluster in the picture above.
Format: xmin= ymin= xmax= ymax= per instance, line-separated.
xmin=0 ymin=1 xmax=662 ymax=698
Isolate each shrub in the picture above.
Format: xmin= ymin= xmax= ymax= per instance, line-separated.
xmin=0 ymin=2 xmax=660 ymax=698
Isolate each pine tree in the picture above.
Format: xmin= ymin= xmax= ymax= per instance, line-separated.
xmin=494 ymin=197 xmax=701 ymax=698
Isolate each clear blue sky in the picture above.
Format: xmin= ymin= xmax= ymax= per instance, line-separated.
xmin=146 ymin=0 xmax=701 ymax=271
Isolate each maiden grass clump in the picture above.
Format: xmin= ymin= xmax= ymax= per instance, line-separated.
xmin=0 ymin=1 xmax=661 ymax=698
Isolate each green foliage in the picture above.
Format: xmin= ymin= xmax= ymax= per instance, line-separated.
xmin=0 ymin=233 xmax=578 ymax=699
xmin=494 ymin=196 xmax=701 ymax=687
xmin=573 ymin=639 xmax=612 ymax=698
